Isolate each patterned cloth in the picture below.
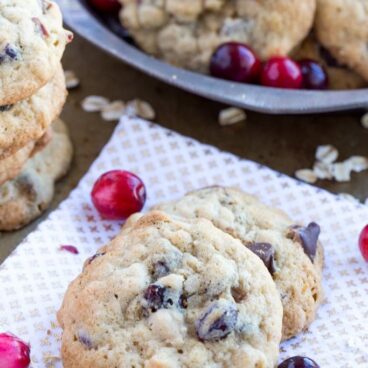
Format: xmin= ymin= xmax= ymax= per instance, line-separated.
xmin=1 ymin=115 xmax=368 ymax=367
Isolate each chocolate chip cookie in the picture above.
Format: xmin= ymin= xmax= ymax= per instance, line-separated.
xmin=154 ymin=187 xmax=324 ymax=340
xmin=292 ymin=33 xmax=367 ymax=90
xmin=119 ymin=0 xmax=316 ymax=72
xmin=0 ymin=128 xmax=52 ymax=186
xmin=0 ymin=118 xmax=73 ymax=231
xmin=58 ymin=211 xmax=283 ymax=368
xmin=0 ymin=63 xmax=66 ymax=160
xmin=0 ymin=0 xmax=72 ymax=105
xmin=315 ymin=0 xmax=368 ymax=82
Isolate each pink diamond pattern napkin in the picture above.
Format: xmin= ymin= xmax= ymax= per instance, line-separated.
xmin=1 ymin=115 xmax=368 ymax=367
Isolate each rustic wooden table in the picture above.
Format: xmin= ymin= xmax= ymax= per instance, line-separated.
xmin=1 ymin=35 xmax=367 ymax=263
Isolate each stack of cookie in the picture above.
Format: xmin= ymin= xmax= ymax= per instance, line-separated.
xmin=0 ymin=0 xmax=73 ymax=231
xmin=58 ymin=187 xmax=323 ymax=367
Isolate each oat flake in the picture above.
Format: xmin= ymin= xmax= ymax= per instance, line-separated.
xmin=219 ymin=107 xmax=247 ymax=126
xmin=81 ymin=96 xmax=110 ymax=112
xmin=331 ymin=162 xmax=352 ymax=182
xmin=64 ymin=70 xmax=80 ymax=89
xmin=295 ymin=169 xmax=317 ymax=184
xmin=101 ymin=101 xmax=126 ymax=121
xmin=315 ymin=145 xmax=338 ymax=164
xmin=361 ymin=112 xmax=368 ymax=129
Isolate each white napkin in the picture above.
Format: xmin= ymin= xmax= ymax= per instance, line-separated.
xmin=1 ymin=115 xmax=368 ymax=367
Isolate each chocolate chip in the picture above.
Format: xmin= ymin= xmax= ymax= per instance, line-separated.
xmin=78 ymin=330 xmax=93 ymax=350
xmin=0 ymin=44 xmax=20 ymax=64
xmin=248 ymin=242 xmax=276 ymax=275
xmin=289 ymin=222 xmax=321 ymax=261
xmin=5 ymin=44 xmax=19 ymax=59
xmin=319 ymin=46 xmax=339 ymax=67
xmin=0 ymin=104 xmax=13 ymax=112
xmin=143 ymin=284 xmax=166 ymax=312
xmin=179 ymin=294 xmax=188 ymax=309
xmin=195 ymin=300 xmax=238 ymax=341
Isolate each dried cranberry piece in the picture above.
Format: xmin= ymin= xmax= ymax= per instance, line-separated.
xmin=60 ymin=245 xmax=79 ymax=254
xmin=32 ymin=18 xmax=49 ymax=37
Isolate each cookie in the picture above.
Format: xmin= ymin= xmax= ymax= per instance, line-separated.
xmin=154 ymin=187 xmax=324 ymax=340
xmin=0 ymin=119 xmax=73 ymax=231
xmin=0 ymin=129 xmax=52 ymax=186
xmin=315 ymin=0 xmax=368 ymax=82
xmin=292 ymin=33 xmax=367 ymax=90
xmin=119 ymin=0 xmax=316 ymax=72
xmin=0 ymin=0 xmax=72 ymax=105
xmin=0 ymin=63 xmax=66 ymax=160
xmin=58 ymin=211 xmax=283 ymax=368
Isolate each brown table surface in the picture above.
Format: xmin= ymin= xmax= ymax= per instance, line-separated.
xmin=1 ymin=35 xmax=367 ymax=263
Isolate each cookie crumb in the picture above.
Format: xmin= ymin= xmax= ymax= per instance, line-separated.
xmin=315 ymin=145 xmax=338 ymax=164
xmin=101 ymin=101 xmax=126 ymax=121
xmin=361 ymin=112 xmax=368 ymax=129
xmin=219 ymin=107 xmax=247 ymax=126
xmin=64 ymin=70 xmax=80 ymax=89
xmin=81 ymin=96 xmax=110 ymax=112
xmin=127 ymin=99 xmax=156 ymax=120
xmin=295 ymin=169 xmax=317 ymax=184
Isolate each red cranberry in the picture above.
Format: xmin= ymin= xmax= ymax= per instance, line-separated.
xmin=0 ymin=333 xmax=30 ymax=368
xmin=299 ymin=59 xmax=328 ymax=90
xmin=210 ymin=42 xmax=262 ymax=83
xmin=261 ymin=56 xmax=302 ymax=89
xmin=278 ymin=356 xmax=319 ymax=368
xmin=359 ymin=225 xmax=368 ymax=262
xmin=88 ymin=0 xmax=121 ymax=13
xmin=91 ymin=170 xmax=146 ymax=220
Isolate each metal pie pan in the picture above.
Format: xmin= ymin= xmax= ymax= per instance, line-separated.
xmin=58 ymin=0 xmax=368 ymax=115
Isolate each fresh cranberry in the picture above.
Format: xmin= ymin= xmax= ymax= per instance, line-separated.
xmin=278 ymin=356 xmax=319 ymax=368
xmin=299 ymin=59 xmax=328 ymax=90
xmin=0 ymin=333 xmax=30 ymax=368
xmin=88 ymin=0 xmax=121 ymax=13
xmin=210 ymin=42 xmax=262 ymax=83
xmin=261 ymin=56 xmax=302 ymax=89
xmin=359 ymin=225 xmax=368 ymax=262
xmin=91 ymin=170 xmax=146 ymax=220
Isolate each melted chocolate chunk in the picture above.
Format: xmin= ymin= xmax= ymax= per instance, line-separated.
xmin=143 ymin=284 xmax=166 ymax=312
xmin=289 ymin=222 xmax=321 ymax=261
xmin=0 ymin=104 xmax=13 ymax=112
xmin=195 ymin=301 xmax=238 ymax=341
xmin=249 ymin=242 xmax=276 ymax=275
